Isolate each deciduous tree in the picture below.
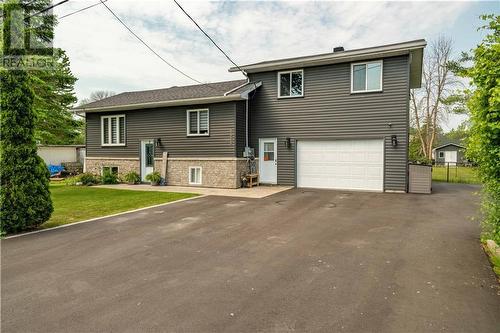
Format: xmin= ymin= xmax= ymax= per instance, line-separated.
xmin=410 ymin=36 xmax=460 ymax=159
xmin=458 ymin=14 xmax=500 ymax=243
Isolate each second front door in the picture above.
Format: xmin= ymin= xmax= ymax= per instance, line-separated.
xmin=259 ymin=138 xmax=277 ymax=184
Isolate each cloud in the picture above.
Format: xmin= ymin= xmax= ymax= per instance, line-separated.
xmin=53 ymin=0 xmax=472 ymax=102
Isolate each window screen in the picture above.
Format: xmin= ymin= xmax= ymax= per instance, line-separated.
xmin=103 ymin=118 xmax=109 ymax=144
xmin=199 ymin=110 xmax=208 ymax=134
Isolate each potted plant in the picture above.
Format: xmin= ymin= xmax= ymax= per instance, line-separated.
xmin=145 ymin=171 xmax=161 ymax=186
xmin=124 ymin=171 xmax=140 ymax=185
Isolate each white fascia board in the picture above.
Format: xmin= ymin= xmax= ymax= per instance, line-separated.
xmin=230 ymin=40 xmax=427 ymax=73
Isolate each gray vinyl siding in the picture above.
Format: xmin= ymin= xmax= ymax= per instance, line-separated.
xmin=248 ymin=55 xmax=410 ymax=191
xmin=235 ymin=101 xmax=247 ymax=157
xmin=86 ymin=102 xmax=238 ymax=158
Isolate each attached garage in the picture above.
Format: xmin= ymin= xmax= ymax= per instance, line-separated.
xmin=297 ymin=139 xmax=384 ymax=191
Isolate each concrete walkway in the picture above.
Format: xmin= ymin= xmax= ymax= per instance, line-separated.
xmin=98 ymin=184 xmax=293 ymax=198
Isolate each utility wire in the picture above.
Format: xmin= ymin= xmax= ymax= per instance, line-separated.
xmin=99 ymin=0 xmax=203 ymax=84
xmin=25 ymin=0 xmax=69 ymax=20
xmin=59 ymin=0 xmax=107 ymax=19
xmin=172 ymin=0 xmax=247 ymax=78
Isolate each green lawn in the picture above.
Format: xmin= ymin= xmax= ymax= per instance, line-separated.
xmin=432 ymin=165 xmax=481 ymax=184
xmin=42 ymin=184 xmax=197 ymax=229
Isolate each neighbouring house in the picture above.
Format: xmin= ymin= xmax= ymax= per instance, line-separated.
xmin=75 ymin=39 xmax=426 ymax=192
xmin=432 ymin=143 xmax=467 ymax=165
xmin=38 ymin=144 xmax=86 ymax=166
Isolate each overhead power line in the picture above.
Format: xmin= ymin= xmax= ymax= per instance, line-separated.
xmin=59 ymin=0 xmax=107 ymax=19
xmin=1 ymin=0 xmax=67 ymax=21
xmin=172 ymin=0 xmax=247 ymax=78
xmin=98 ymin=0 xmax=203 ymax=84
xmin=26 ymin=0 xmax=69 ymax=20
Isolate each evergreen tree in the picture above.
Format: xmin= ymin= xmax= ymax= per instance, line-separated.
xmin=32 ymin=48 xmax=81 ymax=144
xmin=1 ymin=0 xmax=53 ymax=233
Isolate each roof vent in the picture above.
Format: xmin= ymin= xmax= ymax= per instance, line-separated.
xmin=333 ymin=46 xmax=344 ymax=53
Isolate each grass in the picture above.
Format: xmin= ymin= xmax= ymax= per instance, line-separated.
xmin=42 ymin=183 xmax=197 ymax=229
xmin=432 ymin=165 xmax=481 ymax=184
xmin=483 ymin=242 xmax=500 ymax=280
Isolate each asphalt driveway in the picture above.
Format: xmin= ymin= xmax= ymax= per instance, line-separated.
xmin=2 ymin=183 xmax=499 ymax=332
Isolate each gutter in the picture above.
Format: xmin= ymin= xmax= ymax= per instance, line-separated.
xmin=223 ymin=81 xmax=250 ymax=96
xmin=73 ymin=94 xmax=244 ymax=113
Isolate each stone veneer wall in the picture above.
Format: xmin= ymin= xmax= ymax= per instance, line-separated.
xmin=165 ymin=158 xmax=248 ymax=189
xmin=87 ymin=157 xmax=249 ymax=189
xmin=85 ymin=158 xmax=139 ymax=176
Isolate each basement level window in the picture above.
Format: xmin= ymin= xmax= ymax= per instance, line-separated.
xmin=102 ymin=166 xmax=118 ymax=175
xmin=189 ymin=166 xmax=202 ymax=185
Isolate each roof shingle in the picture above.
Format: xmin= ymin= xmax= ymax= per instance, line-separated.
xmin=79 ymin=79 xmax=247 ymax=110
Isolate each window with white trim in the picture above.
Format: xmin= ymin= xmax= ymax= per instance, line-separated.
xmin=438 ymin=151 xmax=445 ymax=158
xmin=187 ymin=109 xmax=209 ymax=136
xmin=101 ymin=115 xmax=125 ymax=146
xmin=189 ymin=166 xmax=202 ymax=185
xmin=278 ymin=69 xmax=303 ymax=98
xmin=351 ymin=60 xmax=383 ymax=93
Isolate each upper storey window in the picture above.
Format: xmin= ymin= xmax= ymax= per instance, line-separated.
xmin=351 ymin=60 xmax=383 ymax=93
xmin=187 ymin=109 xmax=209 ymax=136
xmin=101 ymin=115 xmax=125 ymax=146
xmin=278 ymin=69 xmax=303 ymax=98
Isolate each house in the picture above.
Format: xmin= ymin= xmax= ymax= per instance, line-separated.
xmin=75 ymin=39 xmax=426 ymax=192
xmin=38 ymin=144 xmax=86 ymax=166
xmin=432 ymin=143 xmax=467 ymax=165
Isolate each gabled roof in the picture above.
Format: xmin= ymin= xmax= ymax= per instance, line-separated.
xmin=74 ymin=79 xmax=261 ymax=113
xmin=432 ymin=143 xmax=466 ymax=151
xmin=230 ymin=39 xmax=426 ymax=88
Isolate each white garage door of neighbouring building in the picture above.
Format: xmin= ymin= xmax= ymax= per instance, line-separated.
xmin=297 ymin=139 xmax=384 ymax=191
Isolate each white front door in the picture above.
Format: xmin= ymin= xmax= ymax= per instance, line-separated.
xmin=297 ymin=139 xmax=384 ymax=191
xmin=259 ymin=138 xmax=277 ymax=184
xmin=141 ymin=140 xmax=154 ymax=182
xmin=444 ymin=151 xmax=457 ymax=165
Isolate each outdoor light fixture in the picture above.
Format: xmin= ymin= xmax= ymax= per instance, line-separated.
xmin=285 ymin=137 xmax=291 ymax=149
xmin=155 ymin=138 xmax=162 ymax=147
xmin=391 ymin=135 xmax=398 ymax=147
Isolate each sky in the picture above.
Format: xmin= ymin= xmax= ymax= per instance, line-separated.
xmin=52 ymin=0 xmax=499 ymax=131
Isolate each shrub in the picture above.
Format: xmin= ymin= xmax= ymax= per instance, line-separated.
xmin=64 ymin=175 xmax=80 ymax=186
xmin=124 ymin=171 xmax=141 ymax=184
xmin=145 ymin=171 xmax=161 ymax=185
xmin=102 ymin=170 xmax=118 ymax=184
xmin=462 ymin=15 xmax=500 ymax=243
xmin=64 ymin=173 xmax=101 ymax=186
xmin=78 ymin=173 xmax=101 ymax=186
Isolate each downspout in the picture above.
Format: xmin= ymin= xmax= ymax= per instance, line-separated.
xmin=245 ymin=74 xmax=250 ymax=148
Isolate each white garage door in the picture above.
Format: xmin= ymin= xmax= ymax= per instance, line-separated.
xmin=297 ymin=140 xmax=384 ymax=191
